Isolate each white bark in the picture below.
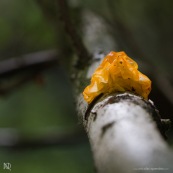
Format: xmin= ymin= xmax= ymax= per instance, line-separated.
xmin=76 ymin=13 xmax=173 ymax=172
xmin=77 ymin=93 xmax=173 ymax=173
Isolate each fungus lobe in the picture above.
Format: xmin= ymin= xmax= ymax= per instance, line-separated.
xmin=83 ymin=51 xmax=151 ymax=104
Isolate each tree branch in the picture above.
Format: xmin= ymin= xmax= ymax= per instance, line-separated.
xmin=0 ymin=49 xmax=58 ymax=95
xmin=76 ymin=53 xmax=173 ymax=173
xmin=77 ymin=92 xmax=173 ymax=173
xmin=0 ymin=128 xmax=86 ymax=150
xmin=56 ymin=0 xmax=91 ymax=69
xmin=0 ymin=49 xmax=58 ymax=78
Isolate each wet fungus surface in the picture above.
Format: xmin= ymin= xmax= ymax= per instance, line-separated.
xmin=83 ymin=51 xmax=151 ymax=104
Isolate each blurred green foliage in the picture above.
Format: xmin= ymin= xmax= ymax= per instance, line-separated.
xmin=0 ymin=68 xmax=76 ymax=133
xmin=0 ymin=0 xmax=94 ymax=172
xmin=0 ymin=67 xmax=94 ymax=172
xmin=0 ymin=144 xmax=93 ymax=173
xmin=0 ymin=0 xmax=56 ymax=58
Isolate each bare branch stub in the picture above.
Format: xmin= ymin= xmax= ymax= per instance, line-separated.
xmin=56 ymin=0 xmax=91 ymax=69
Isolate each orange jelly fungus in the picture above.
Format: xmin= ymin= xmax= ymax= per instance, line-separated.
xmin=83 ymin=51 xmax=151 ymax=104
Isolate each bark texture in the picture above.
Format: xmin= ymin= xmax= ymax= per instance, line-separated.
xmin=76 ymin=55 xmax=173 ymax=173
xmin=78 ymin=92 xmax=173 ymax=173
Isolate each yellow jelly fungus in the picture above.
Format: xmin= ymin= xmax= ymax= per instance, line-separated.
xmin=83 ymin=51 xmax=151 ymax=104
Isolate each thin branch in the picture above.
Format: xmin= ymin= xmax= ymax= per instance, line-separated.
xmin=0 ymin=128 xmax=86 ymax=150
xmin=0 ymin=50 xmax=58 ymax=95
xmin=56 ymin=0 xmax=91 ymax=69
xmin=0 ymin=49 xmax=58 ymax=78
